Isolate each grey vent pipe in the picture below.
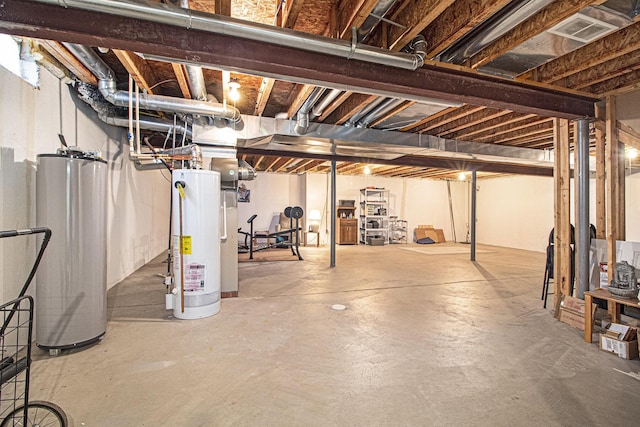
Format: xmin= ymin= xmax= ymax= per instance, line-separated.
xmin=63 ymin=43 xmax=243 ymax=129
xmin=40 ymin=0 xmax=427 ymax=70
xmin=346 ymin=97 xmax=388 ymax=127
xmin=180 ymin=0 xmax=208 ymax=102
xmin=238 ymin=159 xmax=257 ymax=181
xmin=356 ymin=98 xmax=405 ymax=128
xmin=312 ymin=89 xmax=342 ymax=117
xmin=185 ymin=65 xmax=208 ymax=101
xmin=294 ymin=88 xmax=326 ymax=134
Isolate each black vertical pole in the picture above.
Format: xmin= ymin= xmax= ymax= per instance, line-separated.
xmin=471 ymin=170 xmax=477 ymax=262
xmin=330 ymin=159 xmax=337 ymax=267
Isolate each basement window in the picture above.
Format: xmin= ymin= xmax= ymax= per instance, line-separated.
xmin=0 ymin=34 xmax=39 ymax=88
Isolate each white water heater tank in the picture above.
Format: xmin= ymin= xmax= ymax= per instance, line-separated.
xmin=170 ymin=169 xmax=222 ymax=319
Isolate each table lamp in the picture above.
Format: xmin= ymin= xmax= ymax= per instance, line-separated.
xmin=308 ymin=209 xmax=321 ymax=232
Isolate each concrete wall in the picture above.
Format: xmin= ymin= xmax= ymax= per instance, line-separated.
xmin=238 ymin=172 xmax=467 ymax=246
xmin=0 ymin=65 xmax=169 ymax=302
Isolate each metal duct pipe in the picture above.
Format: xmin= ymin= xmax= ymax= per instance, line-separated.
xmin=185 ymin=65 xmax=208 ymax=101
xmin=238 ymin=159 xmax=257 ymax=181
xmin=102 ymin=116 xmax=192 ymax=138
xmin=356 ymin=98 xmax=405 ymax=128
xmin=180 ymin=0 xmax=208 ymax=102
xmin=346 ymin=97 xmax=387 ymax=126
xmin=295 ymin=88 xmax=327 ymax=134
xmin=41 ymin=0 xmax=427 ymax=70
xmin=311 ymin=89 xmax=342 ymax=117
xmin=357 ymin=0 xmax=399 ymax=42
xmin=63 ymin=43 xmax=244 ymax=129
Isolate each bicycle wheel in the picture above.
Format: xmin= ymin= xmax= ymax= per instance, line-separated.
xmin=1 ymin=400 xmax=68 ymax=427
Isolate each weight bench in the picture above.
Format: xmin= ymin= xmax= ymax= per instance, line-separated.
xmin=238 ymin=206 xmax=304 ymax=261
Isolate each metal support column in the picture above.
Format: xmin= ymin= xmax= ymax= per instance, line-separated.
xmin=576 ymin=118 xmax=590 ymax=298
xmin=471 ymin=170 xmax=477 ymax=262
xmin=330 ymin=159 xmax=337 ymax=267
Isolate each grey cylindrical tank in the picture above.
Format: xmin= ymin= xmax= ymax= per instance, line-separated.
xmin=35 ymin=152 xmax=107 ymax=351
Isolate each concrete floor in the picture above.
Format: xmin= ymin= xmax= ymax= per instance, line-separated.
xmin=29 ymin=243 xmax=640 ymax=426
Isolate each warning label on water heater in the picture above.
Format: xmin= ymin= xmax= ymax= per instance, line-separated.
xmin=184 ymin=263 xmax=205 ymax=291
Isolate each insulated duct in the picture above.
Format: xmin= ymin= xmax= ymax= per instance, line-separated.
xmin=75 ymin=81 xmax=193 ymax=138
xmin=63 ymin=43 xmax=243 ymax=129
xmin=39 ymin=0 xmax=427 ymax=71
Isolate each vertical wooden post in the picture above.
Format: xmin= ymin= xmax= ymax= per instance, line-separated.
xmin=554 ymin=118 xmax=572 ymax=312
xmin=595 ymin=103 xmax=606 ymax=239
xmin=605 ymin=95 xmax=618 ymax=283
xmin=617 ymin=139 xmax=626 ymax=240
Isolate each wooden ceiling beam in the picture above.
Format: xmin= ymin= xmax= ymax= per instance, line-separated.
xmin=486 ymin=122 xmax=554 ymax=144
xmin=503 ymin=131 xmax=555 ymax=147
xmin=470 ymin=0 xmax=607 ymax=69
xmin=280 ymin=0 xmax=305 ymax=29
xmin=36 ymin=39 xmax=96 ymax=85
xmin=274 ymin=158 xmax=297 ymax=173
xmin=113 ymin=49 xmax=158 ymax=95
xmin=422 ymin=0 xmax=512 ymax=58
xmin=521 ymin=20 xmax=640 ymax=83
xmin=324 ymin=93 xmax=378 ymax=125
xmin=264 ymin=157 xmax=282 ymax=172
xmin=2 ymin=0 xmax=596 ymax=118
xmin=585 ymin=68 xmax=640 ymax=95
xmin=338 ymin=0 xmax=379 ymax=39
xmin=383 ymin=0 xmax=456 ymax=51
xmin=410 ymin=105 xmax=486 ymax=133
xmin=286 ymin=84 xmax=315 ymax=119
xmin=400 ymin=105 xmax=462 ymax=132
xmin=448 ymin=113 xmax=537 ymax=140
xmin=437 ymin=109 xmax=513 ymax=137
xmin=254 ymin=77 xmax=275 ymax=116
xmin=558 ymin=49 xmax=640 ymax=90
xmin=171 ymin=63 xmax=192 ymax=99
xmin=473 ymin=118 xmax=553 ymax=142
xmin=253 ymin=155 xmax=266 ymax=170
xmin=289 ymin=159 xmax=313 ymax=173
xmin=215 ymin=0 xmax=231 ymax=16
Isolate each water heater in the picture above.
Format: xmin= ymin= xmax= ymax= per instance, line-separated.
xmin=169 ymin=169 xmax=222 ymax=319
xmin=35 ymin=150 xmax=107 ymax=354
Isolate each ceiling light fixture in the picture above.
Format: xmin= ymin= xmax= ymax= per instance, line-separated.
xmin=458 ymin=172 xmax=466 ymax=181
xmin=228 ymin=78 xmax=241 ymax=102
xmin=363 ymin=165 xmax=371 ymax=175
xmin=627 ymin=148 xmax=638 ymax=159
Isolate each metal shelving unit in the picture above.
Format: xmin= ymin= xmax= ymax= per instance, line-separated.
xmin=359 ymin=188 xmax=389 ymax=245
xmin=389 ymin=217 xmax=408 ymax=244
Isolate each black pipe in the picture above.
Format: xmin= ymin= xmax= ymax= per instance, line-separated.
xmin=471 ymin=171 xmax=477 ymax=262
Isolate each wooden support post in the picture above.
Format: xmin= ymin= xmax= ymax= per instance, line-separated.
xmin=617 ymin=139 xmax=626 ymax=240
xmin=606 ymin=95 xmax=618 ymax=283
xmin=595 ymin=103 xmax=606 ymax=239
xmin=554 ymin=118 xmax=572 ymax=313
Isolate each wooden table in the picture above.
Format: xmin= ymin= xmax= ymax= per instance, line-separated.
xmin=584 ymin=288 xmax=640 ymax=343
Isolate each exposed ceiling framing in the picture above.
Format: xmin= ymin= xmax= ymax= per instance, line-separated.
xmin=2 ymin=0 xmax=640 ymax=181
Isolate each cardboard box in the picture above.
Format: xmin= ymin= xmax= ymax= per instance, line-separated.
xmin=415 ymin=225 xmax=445 ymax=243
xmin=559 ymin=296 xmax=597 ymax=331
xmin=599 ymin=323 xmax=639 ymax=359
